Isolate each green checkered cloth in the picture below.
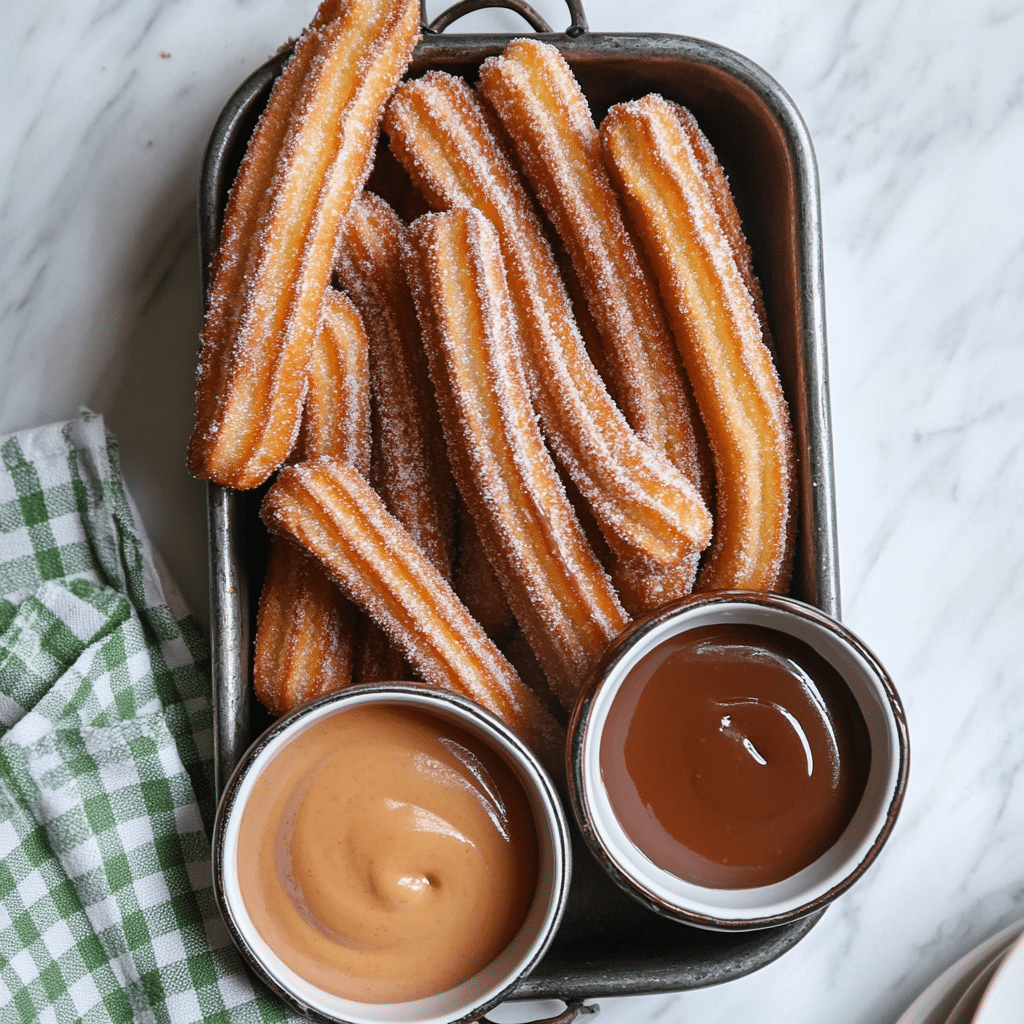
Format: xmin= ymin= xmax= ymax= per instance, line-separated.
xmin=0 ymin=411 xmax=302 ymax=1023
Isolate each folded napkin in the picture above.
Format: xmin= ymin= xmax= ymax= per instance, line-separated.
xmin=0 ymin=412 xmax=300 ymax=1023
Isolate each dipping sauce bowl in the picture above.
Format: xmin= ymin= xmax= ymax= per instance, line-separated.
xmin=568 ymin=591 xmax=908 ymax=930
xmin=213 ymin=684 xmax=571 ymax=1024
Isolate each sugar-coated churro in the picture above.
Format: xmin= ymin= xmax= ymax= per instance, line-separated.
xmin=479 ymin=40 xmax=716 ymax=610
xmin=294 ymin=286 xmax=371 ymax=472
xmin=188 ymin=0 xmax=420 ymax=489
xmin=406 ymin=208 xmax=629 ymax=708
xmin=478 ymin=40 xmax=711 ymax=502
xmin=602 ymin=94 xmax=795 ymax=592
xmin=334 ymin=192 xmax=455 ymax=576
xmin=254 ymin=538 xmax=359 ymax=715
xmin=261 ymin=460 xmax=564 ymax=766
xmin=670 ymin=101 xmax=772 ymax=349
xmin=382 ymin=72 xmax=712 ymax=578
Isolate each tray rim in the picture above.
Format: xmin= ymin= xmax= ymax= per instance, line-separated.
xmin=198 ymin=23 xmax=838 ymax=1006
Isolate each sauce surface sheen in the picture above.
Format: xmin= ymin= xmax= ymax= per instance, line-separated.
xmin=599 ymin=622 xmax=870 ymax=889
xmin=237 ymin=704 xmax=539 ymax=1002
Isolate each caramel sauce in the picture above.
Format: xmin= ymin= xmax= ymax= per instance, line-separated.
xmin=599 ymin=623 xmax=870 ymax=889
xmin=237 ymin=705 xmax=539 ymax=1002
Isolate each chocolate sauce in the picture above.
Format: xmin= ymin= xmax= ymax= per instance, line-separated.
xmin=599 ymin=622 xmax=870 ymax=889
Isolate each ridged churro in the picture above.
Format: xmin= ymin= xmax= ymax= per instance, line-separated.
xmin=479 ymin=40 xmax=714 ymax=610
xmin=260 ymin=460 xmax=564 ymax=767
xmin=254 ymin=538 xmax=359 ymax=715
xmin=334 ymin=192 xmax=455 ymax=576
xmin=294 ymin=287 xmax=371 ymax=471
xmin=602 ymin=95 xmax=795 ymax=592
xmin=188 ymin=0 xmax=420 ymax=488
xmin=671 ymin=102 xmax=772 ymax=349
xmin=406 ymin=208 xmax=629 ymax=708
xmin=478 ymin=40 xmax=710 ymax=501
xmin=254 ymin=287 xmax=371 ymax=716
xmin=382 ymin=72 xmax=712 ymax=578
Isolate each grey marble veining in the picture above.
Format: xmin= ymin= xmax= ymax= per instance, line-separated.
xmin=2 ymin=1 xmax=1023 ymax=1022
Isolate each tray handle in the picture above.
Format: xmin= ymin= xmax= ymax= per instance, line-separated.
xmin=480 ymin=1000 xmax=599 ymax=1023
xmin=422 ymin=0 xmax=589 ymax=36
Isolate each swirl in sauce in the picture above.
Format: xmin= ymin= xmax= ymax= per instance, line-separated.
xmin=599 ymin=623 xmax=870 ymax=889
xmin=237 ymin=705 xmax=539 ymax=1002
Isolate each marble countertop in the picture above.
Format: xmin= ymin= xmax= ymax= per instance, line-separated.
xmin=3 ymin=1 xmax=1022 ymax=1021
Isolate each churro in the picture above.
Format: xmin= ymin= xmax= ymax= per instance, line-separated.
xmin=253 ymin=538 xmax=359 ymax=716
xmin=294 ymin=287 xmax=371 ymax=472
xmin=188 ymin=0 xmax=420 ymax=488
xmin=601 ymin=94 xmax=795 ymax=592
xmin=382 ymin=72 xmax=712 ymax=577
xmin=478 ymin=40 xmax=711 ymax=502
xmin=406 ymin=208 xmax=629 ymax=708
xmin=479 ymin=40 xmax=714 ymax=610
xmin=254 ymin=287 xmax=371 ymax=715
xmin=261 ymin=460 xmax=564 ymax=766
xmin=671 ymin=101 xmax=772 ymax=348
xmin=334 ymin=192 xmax=455 ymax=576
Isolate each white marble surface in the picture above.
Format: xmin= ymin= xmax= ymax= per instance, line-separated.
xmin=2 ymin=0 xmax=1023 ymax=1021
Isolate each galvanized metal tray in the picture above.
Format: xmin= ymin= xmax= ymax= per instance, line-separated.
xmin=200 ymin=0 xmax=838 ymax=1004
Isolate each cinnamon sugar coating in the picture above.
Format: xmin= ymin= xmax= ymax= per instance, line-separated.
xmin=254 ymin=538 xmax=359 ymax=715
xmin=261 ymin=461 xmax=564 ymax=768
xmin=295 ymin=287 xmax=372 ymax=473
xmin=334 ymin=192 xmax=455 ymax=577
xmin=478 ymin=40 xmax=714 ymax=610
xmin=188 ymin=0 xmax=420 ymax=489
xmin=406 ymin=208 xmax=629 ymax=709
xmin=382 ymin=72 xmax=712 ymax=576
xmin=602 ymin=94 xmax=795 ymax=592
xmin=670 ymin=102 xmax=773 ymax=351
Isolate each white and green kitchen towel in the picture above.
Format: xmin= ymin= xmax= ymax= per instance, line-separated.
xmin=0 ymin=411 xmax=300 ymax=1023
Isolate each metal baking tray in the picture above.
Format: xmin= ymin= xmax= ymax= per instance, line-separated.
xmin=200 ymin=0 xmax=837 ymax=1004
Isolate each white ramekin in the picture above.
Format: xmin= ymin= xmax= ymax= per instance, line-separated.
xmin=213 ymin=683 xmax=572 ymax=1023
xmin=567 ymin=591 xmax=909 ymax=931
